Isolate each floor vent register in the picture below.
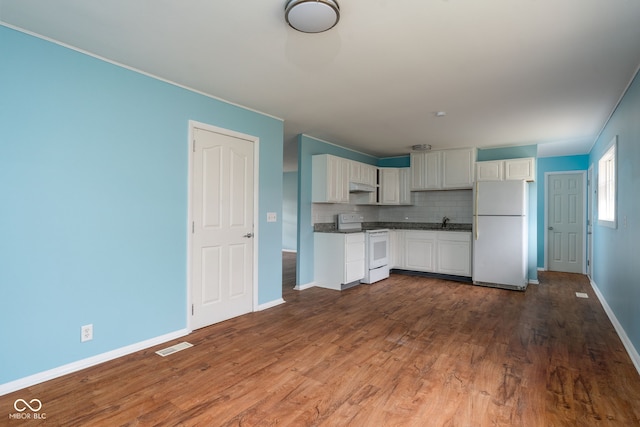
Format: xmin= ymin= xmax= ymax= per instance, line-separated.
xmin=155 ymin=342 xmax=193 ymax=357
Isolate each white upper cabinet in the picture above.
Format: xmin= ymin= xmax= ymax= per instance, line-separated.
xmin=411 ymin=148 xmax=475 ymax=190
xmin=312 ymin=154 xmax=350 ymax=203
xmin=398 ymin=168 xmax=412 ymax=205
xmin=410 ymin=151 xmax=441 ymax=190
xmin=504 ymin=157 xmax=536 ymax=181
xmin=379 ymin=167 xmax=400 ymax=205
xmin=379 ymin=167 xmax=412 ymax=205
xmin=476 ymin=160 xmax=503 ymax=181
xmin=476 ymin=157 xmax=536 ymax=182
xmin=349 ymin=160 xmax=377 ymax=186
xmin=349 ymin=160 xmax=377 ymax=205
xmin=442 ymin=148 xmax=476 ymax=189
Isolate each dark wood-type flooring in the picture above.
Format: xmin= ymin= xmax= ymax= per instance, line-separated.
xmin=2 ymin=252 xmax=639 ymax=426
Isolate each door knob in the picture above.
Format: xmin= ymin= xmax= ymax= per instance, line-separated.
xmin=548 ymin=227 xmax=554 ymax=230
xmin=243 ymin=232 xmax=254 ymax=238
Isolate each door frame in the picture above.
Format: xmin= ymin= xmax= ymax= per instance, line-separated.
xmin=587 ymin=164 xmax=594 ymax=278
xmin=186 ymin=120 xmax=260 ymax=332
xmin=543 ymin=171 xmax=587 ymax=273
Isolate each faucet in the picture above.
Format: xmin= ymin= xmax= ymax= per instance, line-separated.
xmin=441 ymin=216 xmax=450 ymax=229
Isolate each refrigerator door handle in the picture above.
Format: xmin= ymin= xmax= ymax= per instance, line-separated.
xmin=474 ymin=182 xmax=479 ymax=240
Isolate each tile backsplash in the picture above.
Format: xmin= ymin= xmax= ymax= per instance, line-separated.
xmin=312 ymin=189 xmax=473 ymax=225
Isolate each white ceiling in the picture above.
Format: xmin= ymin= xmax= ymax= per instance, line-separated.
xmin=2 ymin=0 xmax=640 ymax=170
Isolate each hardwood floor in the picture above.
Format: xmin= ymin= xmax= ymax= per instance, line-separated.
xmin=2 ymin=253 xmax=639 ymax=426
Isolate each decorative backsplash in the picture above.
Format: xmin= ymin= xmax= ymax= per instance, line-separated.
xmin=312 ymin=189 xmax=473 ymax=225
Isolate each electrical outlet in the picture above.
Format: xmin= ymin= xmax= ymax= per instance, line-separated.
xmin=81 ymin=324 xmax=93 ymax=342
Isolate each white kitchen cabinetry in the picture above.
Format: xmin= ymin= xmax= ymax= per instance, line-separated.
xmin=410 ymin=151 xmax=441 ymax=190
xmin=442 ymin=148 xmax=476 ymax=189
xmin=411 ymin=148 xmax=475 ymax=190
xmin=476 ymin=161 xmax=503 ymax=181
xmin=436 ymin=231 xmax=472 ymax=276
xmin=393 ymin=230 xmax=472 ymax=277
xmin=350 ymin=161 xmax=377 ymax=187
xmin=312 ymin=154 xmax=350 ymax=203
xmin=349 ymin=160 xmax=363 ymax=183
xmin=314 ymin=232 xmax=365 ymax=290
xmin=379 ymin=168 xmax=399 ymax=205
xmin=398 ymin=168 xmax=412 ymax=204
xmin=404 ymin=231 xmax=437 ymax=272
xmin=379 ymin=168 xmax=412 ymax=205
xmin=505 ymin=157 xmax=535 ymax=181
xmin=389 ymin=230 xmax=405 ymax=268
xmin=476 ymin=157 xmax=536 ymax=182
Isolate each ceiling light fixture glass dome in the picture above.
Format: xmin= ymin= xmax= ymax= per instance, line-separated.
xmin=285 ymin=0 xmax=340 ymax=33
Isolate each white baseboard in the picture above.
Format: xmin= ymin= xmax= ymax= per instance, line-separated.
xmin=257 ymin=298 xmax=285 ymax=311
xmin=529 ymin=279 xmax=540 ymax=285
xmin=589 ymin=278 xmax=640 ymax=375
xmin=294 ymin=281 xmax=316 ymax=291
xmin=0 ymin=328 xmax=189 ymax=396
xmin=282 ymin=249 xmax=297 ymax=253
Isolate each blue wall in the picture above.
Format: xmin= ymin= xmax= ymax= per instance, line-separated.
xmin=378 ymin=156 xmax=411 ymax=168
xmin=589 ymin=70 xmax=640 ymax=357
xmin=477 ymin=145 xmax=537 ymax=162
xmin=477 ymin=146 xmax=539 ymax=282
xmin=283 ymin=172 xmax=298 ymax=251
xmin=535 ymin=155 xmax=590 ymax=269
xmin=0 ymin=26 xmax=283 ymax=384
xmin=296 ymin=135 xmax=378 ymax=286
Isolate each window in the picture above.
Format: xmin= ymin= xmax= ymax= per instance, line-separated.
xmin=598 ymin=136 xmax=617 ymax=228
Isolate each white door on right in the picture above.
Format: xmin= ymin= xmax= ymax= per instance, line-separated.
xmin=547 ymin=173 xmax=584 ymax=273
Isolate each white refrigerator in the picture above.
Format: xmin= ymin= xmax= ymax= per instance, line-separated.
xmin=472 ymin=180 xmax=528 ymax=291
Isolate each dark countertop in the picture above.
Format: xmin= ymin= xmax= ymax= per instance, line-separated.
xmin=314 ymin=222 xmax=472 ymax=233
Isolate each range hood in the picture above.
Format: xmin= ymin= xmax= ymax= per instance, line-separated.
xmin=349 ymin=182 xmax=376 ymax=193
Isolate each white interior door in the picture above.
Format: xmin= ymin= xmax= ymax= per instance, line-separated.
xmin=547 ymin=173 xmax=584 ymax=273
xmin=190 ymin=125 xmax=255 ymax=330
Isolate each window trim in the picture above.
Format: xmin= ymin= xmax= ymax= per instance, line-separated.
xmin=597 ymin=135 xmax=617 ymax=228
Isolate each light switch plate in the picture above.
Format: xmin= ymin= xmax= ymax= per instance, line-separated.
xmin=267 ymin=212 xmax=277 ymax=222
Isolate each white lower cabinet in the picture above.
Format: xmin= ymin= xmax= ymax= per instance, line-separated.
xmin=436 ymin=232 xmax=472 ymax=276
xmin=404 ymin=231 xmax=437 ymax=272
xmin=389 ymin=230 xmax=404 ymax=268
xmin=314 ymin=232 xmax=365 ymax=290
xmin=391 ymin=230 xmax=472 ymax=277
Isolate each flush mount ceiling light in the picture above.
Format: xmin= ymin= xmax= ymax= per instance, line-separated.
xmin=412 ymin=144 xmax=432 ymax=151
xmin=285 ymin=0 xmax=340 ymax=33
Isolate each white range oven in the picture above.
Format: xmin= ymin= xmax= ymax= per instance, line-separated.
xmin=363 ymin=229 xmax=390 ymax=284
